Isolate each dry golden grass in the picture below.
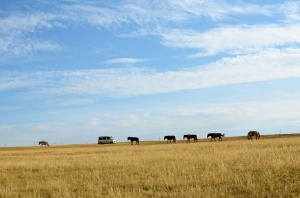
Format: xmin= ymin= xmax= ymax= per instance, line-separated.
xmin=1 ymin=134 xmax=300 ymax=197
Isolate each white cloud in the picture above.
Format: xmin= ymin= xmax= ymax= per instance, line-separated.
xmin=277 ymin=1 xmax=300 ymax=22
xmin=1 ymin=48 xmax=300 ymax=105
xmin=0 ymin=0 xmax=283 ymax=58
xmin=0 ymin=13 xmax=62 ymax=57
xmin=103 ymin=58 xmax=146 ymax=64
xmin=0 ymin=13 xmax=56 ymax=34
xmin=168 ymin=98 xmax=300 ymax=133
xmin=168 ymin=0 xmax=271 ymax=21
xmin=0 ymin=71 xmax=40 ymax=91
xmin=0 ymin=36 xmax=62 ymax=57
xmin=162 ymin=24 xmax=300 ymax=57
xmin=58 ymin=0 xmax=274 ymax=28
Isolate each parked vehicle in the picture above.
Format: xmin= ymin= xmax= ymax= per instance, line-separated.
xmin=98 ymin=136 xmax=116 ymax=144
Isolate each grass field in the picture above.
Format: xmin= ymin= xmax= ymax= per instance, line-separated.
xmin=1 ymin=134 xmax=300 ymax=197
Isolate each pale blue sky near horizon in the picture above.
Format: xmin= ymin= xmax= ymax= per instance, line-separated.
xmin=1 ymin=0 xmax=300 ymax=146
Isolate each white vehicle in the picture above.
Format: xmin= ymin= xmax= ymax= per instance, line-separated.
xmin=98 ymin=136 xmax=116 ymax=144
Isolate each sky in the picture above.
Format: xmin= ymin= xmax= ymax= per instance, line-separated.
xmin=1 ymin=0 xmax=300 ymax=146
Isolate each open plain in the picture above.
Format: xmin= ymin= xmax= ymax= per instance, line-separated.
xmin=1 ymin=134 xmax=300 ymax=198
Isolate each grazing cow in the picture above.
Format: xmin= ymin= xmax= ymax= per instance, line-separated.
xmin=207 ymin=133 xmax=225 ymax=142
xmin=38 ymin=141 xmax=49 ymax=147
xmin=183 ymin=134 xmax=198 ymax=143
xmin=164 ymin=135 xmax=176 ymax=143
xmin=247 ymin=131 xmax=261 ymax=140
xmin=127 ymin=137 xmax=140 ymax=145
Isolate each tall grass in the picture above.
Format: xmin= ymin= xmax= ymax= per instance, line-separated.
xmin=1 ymin=136 xmax=300 ymax=197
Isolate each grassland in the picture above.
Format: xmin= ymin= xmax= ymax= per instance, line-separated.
xmin=1 ymin=134 xmax=300 ymax=198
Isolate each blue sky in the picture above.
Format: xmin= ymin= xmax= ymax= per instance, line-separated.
xmin=1 ymin=0 xmax=300 ymax=146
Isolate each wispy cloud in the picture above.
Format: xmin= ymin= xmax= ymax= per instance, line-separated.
xmin=277 ymin=1 xmax=300 ymax=22
xmin=0 ymin=12 xmax=63 ymax=57
xmin=0 ymin=71 xmax=41 ymax=91
xmin=169 ymin=98 xmax=300 ymax=132
xmin=1 ymin=47 xmax=300 ymax=106
xmin=0 ymin=36 xmax=62 ymax=57
xmin=103 ymin=58 xmax=147 ymax=64
xmin=0 ymin=0 xmax=285 ymax=58
xmin=57 ymin=0 xmax=274 ymax=27
xmin=162 ymin=24 xmax=300 ymax=58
